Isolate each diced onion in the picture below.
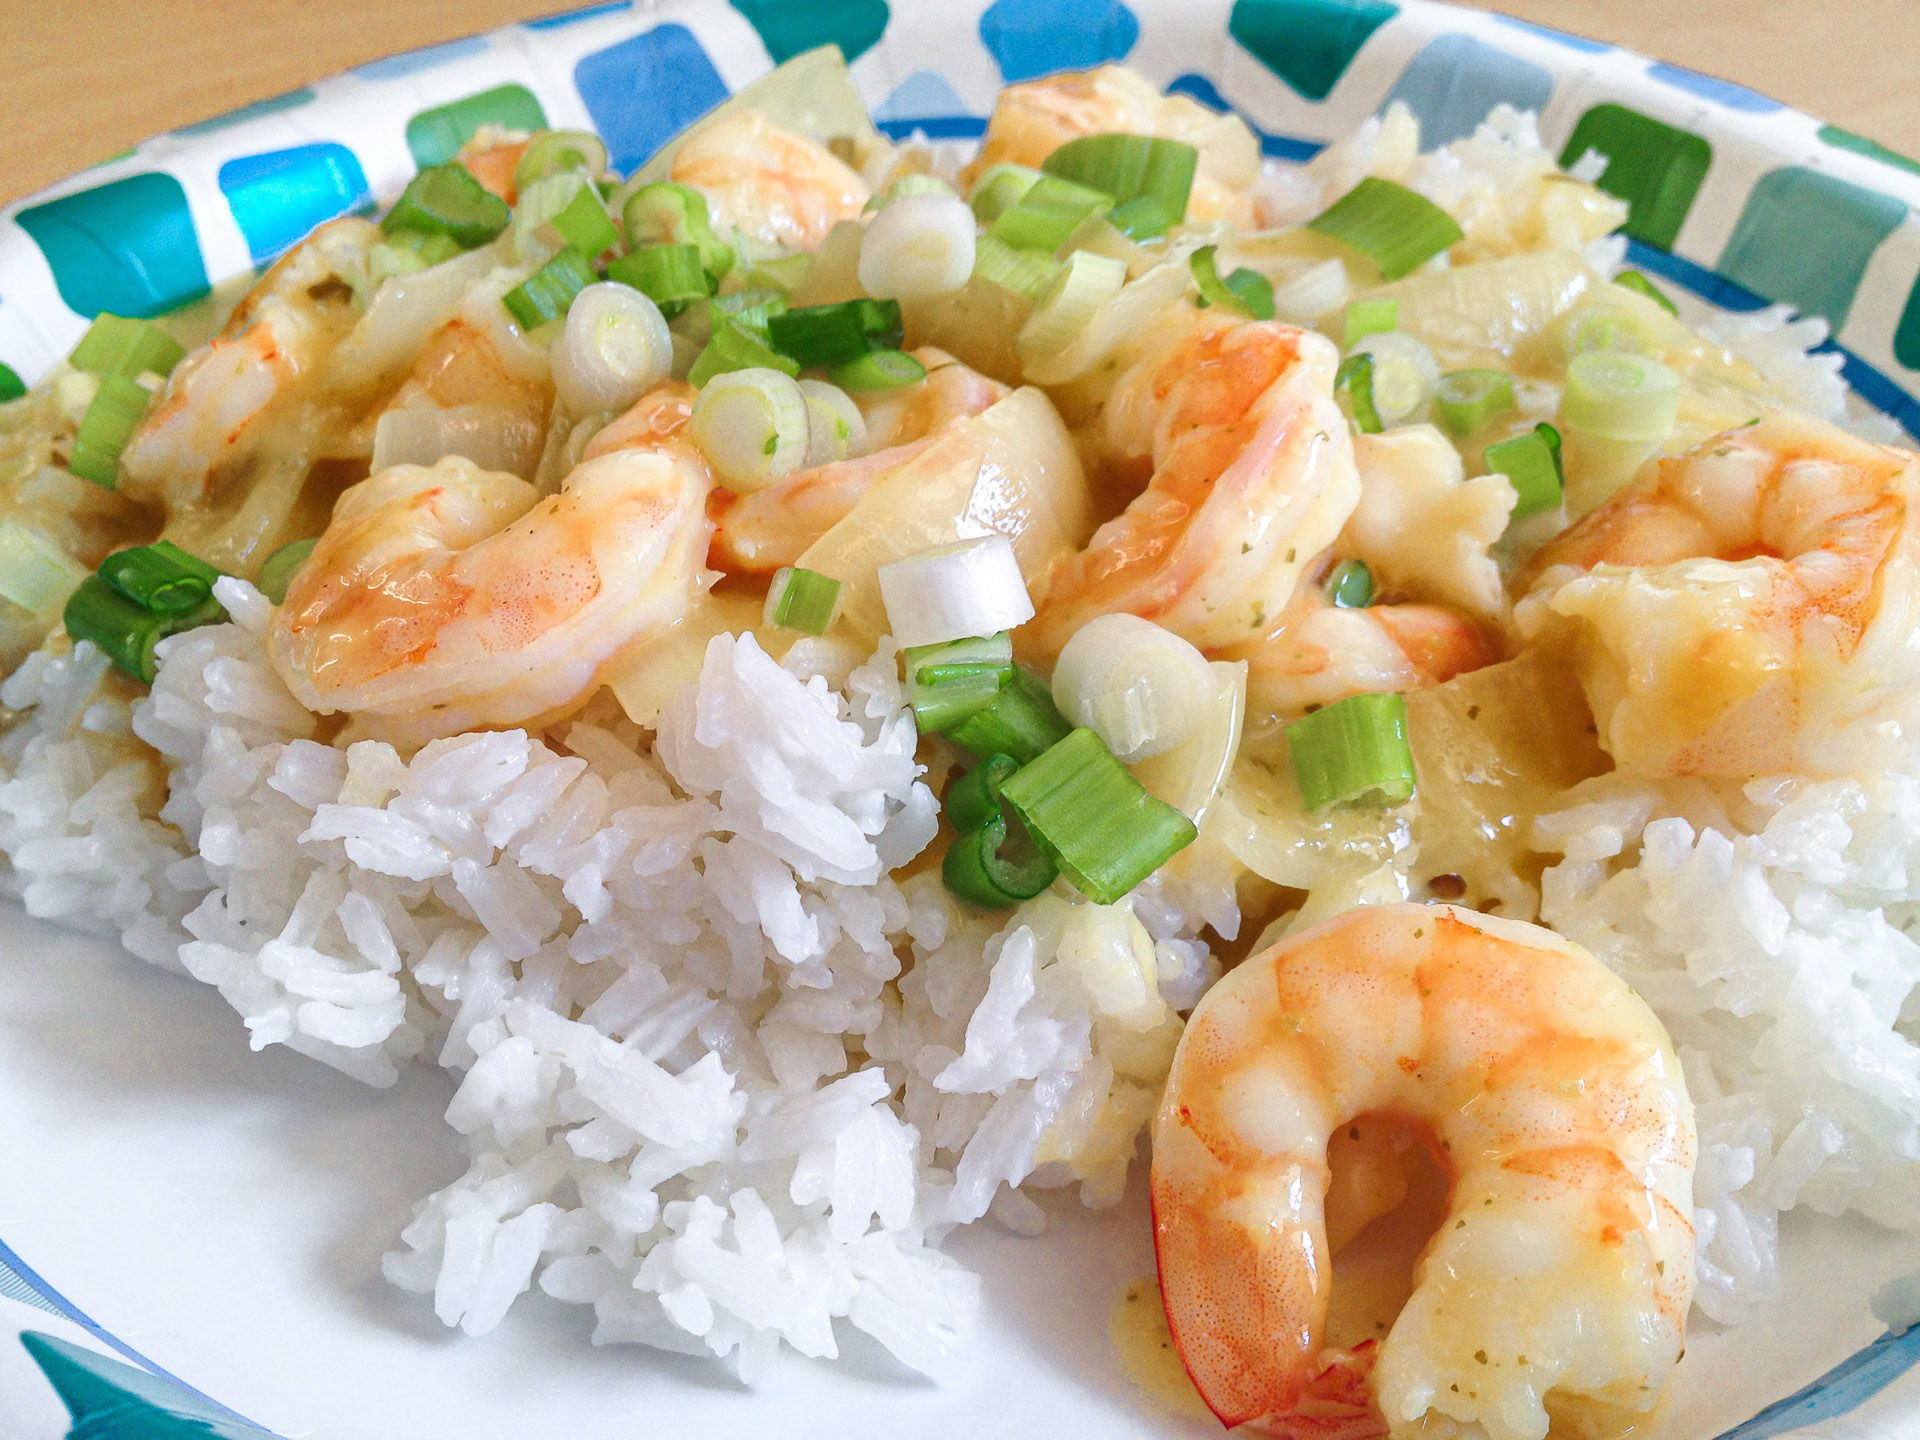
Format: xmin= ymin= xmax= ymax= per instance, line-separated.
xmin=1051 ymin=613 xmax=1216 ymax=762
xmin=877 ymin=534 xmax=1034 ymax=649
xmin=1270 ymin=258 xmax=1349 ymax=325
xmin=1017 ymin=250 xmax=1127 ymax=358
xmin=690 ymin=366 xmax=811 ymax=491
xmin=0 ymin=521 xmax=86 ymax=618
xmin=799 ymin=379 xmax=869 ymax=466
xmin=550 ymin=282 xmax=672 ymax=414
xmin=372 ymin=405 xmax=544 ymax=478
xmin=858 ymin=192 xmax=978 ymax=300
xmin=1130 ymin=659 xmax=1247 ymax=825
xmin=1346 ymin=330 xmax=1440 ymax=426
xmin=1560 ymin=351 xmax=1681 ymax=443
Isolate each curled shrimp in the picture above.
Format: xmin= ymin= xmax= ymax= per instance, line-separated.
xmin=1152 ymin=901 xmax=1695 ymax=1440
xmin=268 ymin=384 xmax=712 ymax=746
xmin=1026 ymin=309 xmax=1359 ymax=659
xmin=1516 ymin=412 xmax=1920 ymax=779
xmin=670 ymin=109 xmax=871 ymax=251
xmin=699 ymin=351 xmax=1009 ymax=574
xmin=960 ymin=65 xmax=1261 ymax=225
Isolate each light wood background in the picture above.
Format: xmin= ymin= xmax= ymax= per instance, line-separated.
xmin=4 ymin=0 xmax=1916 ymax=207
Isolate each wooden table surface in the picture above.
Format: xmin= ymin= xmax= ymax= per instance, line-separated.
xmin=4 ymin=0 xmax=1916 ymax=207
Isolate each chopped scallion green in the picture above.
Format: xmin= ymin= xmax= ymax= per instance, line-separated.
xmin=1287 ymin=691 xmax=1415 ymax=810
xmin=500 ymin=248 xmax=596 ymax=330
xmin=967 ymin=164 xmax=1043 ymax=225
xmin=765 ymin=298 xmax=904 ymax=367
xmin=1325 ymin=559 xmax=1373 ymax=609
xmin=1107 ymin=196 xmax=1170 ymax=241
xmin=545 ymin=185 xmax=619 ymax=258
xmin=945 ymin=665 xmax=1072 ymax=764
xmin=905 ymin=631 xmax=1014 ymax=733
xmin=67 ymin=374 xmax=151 ymax=488
xmin=1612 ymin=269 xmax=1678 ymax=316
xmin=971 ymin=234 xmax=1062 ymax=306
xmin=62 ymin=574 xmax=226 ymax=684
xmin=998 ymin=727 xmax=1197 ymax=904
xmin=1334 ymin=352 xmax=1382 ymax=434
xmin=688 ymin=317 xmax=801 ymax=388
xmin=0 ymin=363 xmax=24 ymax=403
xmin=1307 ymin=178 xmax=1463 ymax=280
xmin=605 ymin=243 xmax=712 ymax=314
xmin=1435 ymin=368 xmax=1516 ymax=437
xmin=827 ymin=348 xmax=925 ymax=392
xmin=513 ymin=129 xmax=608 ymax=191
xmin=98 ymin=540 xmax=220 ymax=613
xmin=382 ymin=164 xmax=511 ymax=248
xmin=988 ymin=174 xmax=1114 ymax=253
xmin=1341 ymin=296 xmax=1399 ymax=349
xmin=68 ymin=315 xmax=184 ymax=382
xmin=1189 ymin=245 xmax=1274 ymax=319
xmin=257 ymin=537 xmax=317 ymax=606
xmin=763 ymin=565 xmax=841 ymax=635
xmin=942 ymin=752 xmax=1059 ymax=907
xmin=618 ymin=182 xmax=734 ymax=280
xmin=1483 ymin=423 xmax=1564 ymax=519
xmin=1041 ymin=134 xmax=1197 ymax=225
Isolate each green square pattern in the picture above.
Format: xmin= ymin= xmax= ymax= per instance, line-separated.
xmin=1719 ymin=166 xmax=1906 ymax=333
xmin=14 ymin=173 xmax=210 ymax=320
xmin=405 ymin=84 xmax=549 ymax=170
xmin=1559 ymin=102 xmax=1711 ymax=252
xmin=1228 ymin=0 xmax=1397 ymax=103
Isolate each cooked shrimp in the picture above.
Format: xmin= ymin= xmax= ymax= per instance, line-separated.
xmin=455 ymin=130 xmax=530 ymax=204
xmin=1152 ymin=902 xmax=1695 ymax=1440
xmin=704 ymin=350 xmax=1010 ymax=574
xmin=1516 ymin=412 xmax=1920 ymax=779
xmin=1026 ymin=310 xmax=1359 ymax=659
xmin=670 ymin=109 xmax=870 ymax=251
xmin=960 ymin=65 xmax=1261 ymax=225
xmin=120 ymin=218 xmax=382 ymax=570
xmin=269 ymin=384 xmax=712 ymax=746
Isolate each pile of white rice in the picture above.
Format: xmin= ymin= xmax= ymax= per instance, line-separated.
xmin=0 ymin=577 xmax=1228 ymax=1377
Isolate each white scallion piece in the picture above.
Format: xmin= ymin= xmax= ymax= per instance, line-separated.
xmin=690 ymin=366 xmax=811 ymax=492
xmin=551 ymin=281 xmax=672 ymax=414
xmin=371 ymin=404 xmax=545 ymax=478
xmin=1016 ymin=249 xmax=1127 ymax=358
xmin=1051 ymin=612 xmax=1217 ymax=761
xmin=1130 ymin=659 xmax=1247 ymax=824
xmin=799 ymin=379 xmax=870 ymax=467
xmin=1270 ymin=257 xmax=1350 ymax=325
xmin=858 ymin=192 xmax=978 ymax=300
xmin=1346 ymin=329 xmax=1441 ymax=427
xmin=877 ymin=534 xmax=1034 ymax=649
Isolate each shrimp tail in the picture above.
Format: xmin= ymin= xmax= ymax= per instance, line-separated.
xmin=1251 ymin=1344 xmax=1387 ymax=1440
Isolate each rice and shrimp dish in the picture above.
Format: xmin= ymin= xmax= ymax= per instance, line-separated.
xmin=6 ymin=45 xmax=1920 ymax=1438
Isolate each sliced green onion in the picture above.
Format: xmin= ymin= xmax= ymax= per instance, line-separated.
xmin=0 ymin=364 xmax=24 ymax=403
xmin=1436 ymin=368 xmax=1516 ymax=437
xmin=971 ymin=234 xmax=1062 ymax=306
xmin=545 ymin=185 xmax=619 ymax=258
xmin=864 ymin=173 xmax=956 ymax=213
xmin=1483 ymin=422 xmax=1564 ymax=519
xmin=905 ymin=631 xmax=1014 ymax=733
xmin=1562 ymin=306 xmax=1659 ymax=360
xmin=606 ymin=243 xmax=712 ymax=314
xmin=618 ymin=182 xmax=734 ymax=280
xmin=1325 ymin=559 xmax=1373 ymax=609
xmin=711 ymin=287 xmax=790 ymax=339
xmin=0 ymin=522 xmax=86 ymax=618
xmin=62 ymin=574 xmax=226 ymax=684
xmin=1561 ymin=351 xmax=1681 ymax=443
xmin=688 ymin=317 xmax=802 ymax=388
xmin=1347 ymin=330 xmax=1439 ymax=426
xmin=799 ymin=379 xmax=869 ymax=466
xmin=1042 ymin=134 xmax=1198 ymax=225
xmin=860 ymin=192 xmax=978 ymax=299
xmin=500 ymin=248 xmax=596 ymax=330
xmin=1189 ymin=245 xmax=1274 ymax=320
xmin=382 ymin=164 xmax=511 ymax=248
xmin=690 ymin=365 xmax=811 ymax=490
xmin=740 ymin=253 xmax=813 ymax=294
xmin=98 ymin=540 xmax=220 ymax=613
xmin=511 ymin=172 xmax=592 ymax=265
xmin=763 ymin=565 xmax=842 ymax=635
xmin=514 ymin=129 xmax=608 ymax=191
xmin=1020 ymin=249 xmax=1127 ymax=354
xmin=1107 ymin=197 xmax=1170 ymax=241
xmin=988 ymin=174 xmax=1114 ymax=253
xmin=1307 ymin=177 xmax=1463 ymax=280
xmin=943 ymin=752 xmax=1059 ymax=908
xmin=67 ymin=374 xmax=151 ymax=488
xmin=947 ymin=666 xmax=1074 ymax=766
xmin=878 ymin=535 xmax=1033 ymax=650
xmin=1334 ymin=352 xmax=1382 ymax=435
xmin=999 ymin=727 xmax=1197 ymax=904
xmin=1613 ymin=269 xmax=1678 ymax=316
xmin=766 ymin=299 xmax=904 ymax=367
xmin=1050 ymin=613 xmax=1215 ymax=762
xmin=967 ymin=164 xmax=1043 ymax=225
xmin=368 ymin=231 xmax=464 ymax=287
xmin=828 ymin=348 xmax=925 ymax=392
xmin=552 ymin=282 xmax=673 ymax=413
xmin=1341 ymin=296 xmax=1399 ymax=349
xmin=257 ymin=538 xmax=317 ymax=605
xmin=1287 ymin=692 xmax=1415 ymax=810
xmin=68 ymin=315 xmax=184 ymax=382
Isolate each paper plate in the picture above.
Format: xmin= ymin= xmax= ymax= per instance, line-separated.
xmin=3 ymin=2 xmax=1920 ymax=1436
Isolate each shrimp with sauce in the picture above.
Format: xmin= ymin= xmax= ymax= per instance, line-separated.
xmin=1152 ymin=901 xmax=1695 ymax=1440
xmin=961 ymin=65 xmax=1262 ymax=225
xmin=1025 ymin=308 xmax=1359 ymax=661
xmin=268 ymin=383 xmax=711 ymax=746
xmin=1516 ymin=412 xmax=1920 ymax=779
xmin=670 ymin=109 xmax=871 ymax=252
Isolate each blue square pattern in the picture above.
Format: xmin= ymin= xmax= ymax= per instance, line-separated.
xmin=1718 ymin=166 xmax=1908 ymax=333
xmin=1377 ymin=32 xmax=1554 ymax=148
xmin=13 ymin=173 xmax=210 ymax=320
xmin=573 ymin=23 xmax=731 ymax=174
xmin=217 ymin=144 xmax=371 ymax=267
xmin=979 ymin=0 xmax=1139 ymax=84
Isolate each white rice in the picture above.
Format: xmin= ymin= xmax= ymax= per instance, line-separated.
xmin=0 ymin=576 xmax=1230 ymax=1377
